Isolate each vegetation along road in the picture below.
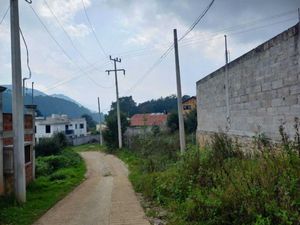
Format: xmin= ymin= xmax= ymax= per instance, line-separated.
xmin=34 ymin=151 xmax=150 ymax=225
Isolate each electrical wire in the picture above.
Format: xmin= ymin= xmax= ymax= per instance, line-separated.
xmin=124 ymin=0 xmax=215 ymax=95
xmin=43 ymin=61 xmax=111 ymax=92
xmin=81 ymin=0 xmax=107 ymax=57
xmin=178 ymin=0 xmax=215 ymax=42
xmin=30 ymin=5 xmax=113 ymax=91
xmin=19 ymin=27 xmax=32 ymax=79
xmin=43 ymin=0 xmax=105 ymax=72
xmin=108 ymin=9 xmax=295 ymax=63
xmin=0 ymin=5 xmax=10 ymax=25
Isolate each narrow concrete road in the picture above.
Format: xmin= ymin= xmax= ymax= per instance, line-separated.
xmin=34 ymin=151 xmax=150 ymax=225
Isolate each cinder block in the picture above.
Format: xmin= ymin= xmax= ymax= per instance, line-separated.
xmin=272 ymin=80 xmax=283 ymax=89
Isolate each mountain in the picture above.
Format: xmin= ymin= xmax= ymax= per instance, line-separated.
xmin=3 ymin=84 xmax=47 ymax=97
xmin=2 ymin=86 xmax=104 ymax=123
xmin=51 ymin=94 xmax=83 ymax=106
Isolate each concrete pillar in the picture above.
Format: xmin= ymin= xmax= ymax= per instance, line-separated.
xmin=0 ymin=86 xmax=7 ymax=195
xmin=25 ymin=105 xmax=36 ymax=180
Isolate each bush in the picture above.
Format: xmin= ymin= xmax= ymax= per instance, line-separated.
xmin=35 ymin=138 xmax=61 ymax=157
xmin=35 ymin=133 xmax=69 ymax=157
xmin=52 ymin=132 xmax=69 ymax=148
xmin=121 ymin=132 xmax=300 ymax=225
xmin=36 ymin=150 xmax=82 ymax=177
xmin=103 ymin=111 xmax=129 ymax=149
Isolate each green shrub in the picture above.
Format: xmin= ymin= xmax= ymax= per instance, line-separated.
xmin=36 ymin=150 xmax=82 ymax=177
xmin=52 ymin=132 xmax=69 ymax=148
xmin=35 ymin=138 xmax=61 ymax=157
xmin=121 ymin=136 xmax=300 ymax=225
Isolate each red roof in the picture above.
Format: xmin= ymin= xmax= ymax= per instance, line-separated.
xmin=130 ymin=114 xmax=168 ymax=127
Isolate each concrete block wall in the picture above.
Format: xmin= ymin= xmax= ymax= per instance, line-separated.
xmin=197 ymin=24 xmax=300 ymax=146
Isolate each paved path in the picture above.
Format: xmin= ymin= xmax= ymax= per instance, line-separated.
xmin=34 ymin=151 xmax=150 ymax=225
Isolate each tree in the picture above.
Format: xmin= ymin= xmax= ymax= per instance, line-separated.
xmin=185 ymin=108 xmax=197 ymax=134
xmin=103 ymin=111 xmax=129 ymax=149
xmin=110 ymin=96 xmax=138 ymax=117
xmin=167 ymin=111 xmax=179 ymax=133
xmin=81 ymin=114 xmax=96 ymax=131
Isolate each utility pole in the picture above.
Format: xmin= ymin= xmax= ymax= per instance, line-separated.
xmin=224 ymin=35 xmax=230 ymax=131
xmin=106 ymin=56 xmax=125 ymax=149
xmin=97 ymin=97 xmax=103 ymax=146
xmin=31 ymin=82 xmax=34 ymax=105
xmin=298 ymin=8 xmax=300 ymax=30
xmin=10 ymin=0 xmax=26 ymax=203
xmin=173 ymin=29 xmax=186 ymax=154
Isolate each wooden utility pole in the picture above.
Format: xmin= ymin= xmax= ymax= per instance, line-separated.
xmin=97 ymin=97 xmax=103 ymax=146
xmin=106 ymin=56 xmax=125 ymax=149
xmin=10 ymin=0 xmax=26 ymax=203
xmin=224 ymin=35 xmax=230 ymax=130
xmin=173 ymin=29 xmax=186 ymax=154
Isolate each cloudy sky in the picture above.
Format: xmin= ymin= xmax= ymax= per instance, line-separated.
xmin=0 ymin=0 xmax=299 ymax=112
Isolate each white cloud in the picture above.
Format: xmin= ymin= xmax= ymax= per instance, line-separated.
xmin=37 ymin=0 xmax=91 ymax=37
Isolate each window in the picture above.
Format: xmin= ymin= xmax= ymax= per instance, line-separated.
xmin=183 ymin=105 xmax=192 ymax=110
xmin=80 ymin=123 xmax=84 ymax=129
xmin=34 ymin=125 xmax=36 ymax=133
xmin=75 ymin=124 xmax=78 ymax=129
xmin=45 ymin=125 xmax=51 ymax=133
xmin=25 ymin=145 xmax=31 ymax=163
xmin=65 ymin=124 xmax=69 ymax=131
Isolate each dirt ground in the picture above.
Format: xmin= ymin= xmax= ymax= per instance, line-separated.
xmin=33 ymin=151 xmax=150 ymax=225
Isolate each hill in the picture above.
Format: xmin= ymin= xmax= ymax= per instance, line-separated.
xmin=2 ymin=87 xmax=103 ymax=122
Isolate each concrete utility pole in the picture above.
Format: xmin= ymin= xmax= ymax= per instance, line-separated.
xmin=173 ymin=29 xmax=186 ymax=154
xmin=97 ymin=97 xmax=103 ymax=146
xmin=224 ymin=35 xmax=230 ymax=131
xmin=106 ymin=56 xmax=125 ymax=149
xmin=31 ymin=82 xmax=34 ymax=105
xmin=10 ymin=0 xmax=26 ymax=203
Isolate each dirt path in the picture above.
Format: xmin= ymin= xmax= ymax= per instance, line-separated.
xmin=34 ymin=151 xmax=150 ymax=225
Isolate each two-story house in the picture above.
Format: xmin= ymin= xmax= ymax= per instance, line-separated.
xmin=35 ymin=114 xmax=87 ymax=142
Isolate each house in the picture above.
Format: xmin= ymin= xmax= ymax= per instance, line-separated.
xmin=35 ymin=114 xmax=87 ymax=142
xmin=182 ymin=96 xmax=196 ymax=115
xmin=127 ymin=113 xmax=168 ymax=136
xmin=0 ymin=87 xmax=36 ymax=195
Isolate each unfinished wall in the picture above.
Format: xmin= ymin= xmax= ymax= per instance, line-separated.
xmin=197 ymin=24 xmax=300 ymax=146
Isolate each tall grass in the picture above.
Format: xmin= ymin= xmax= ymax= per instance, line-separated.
xmin=118 ymin=124 xmax=300 ymax=225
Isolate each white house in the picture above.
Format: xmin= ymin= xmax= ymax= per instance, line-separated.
xmin=35 ymin=114 xmax=87 ymax=142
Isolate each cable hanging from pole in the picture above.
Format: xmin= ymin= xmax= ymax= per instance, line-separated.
xmin=0 ymin=5 xmax=10 ymax=25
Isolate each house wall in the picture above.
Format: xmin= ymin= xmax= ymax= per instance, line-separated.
xmin=196 ymin=24 xmax=300 ymax=147
xmin=183 ymin=98 xmax=197 ymax=115
xmin=35 ymin=117 xmax=87 ymax=141
xmin=2 ymin=113 xmax=34 ymax=194
xmin=71 ymin=119 xmax=87 ymax=137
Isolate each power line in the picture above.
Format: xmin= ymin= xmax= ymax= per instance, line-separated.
xmin=0 ymin=5 xmax=10 ymax=25
xmin=42 ymin=0 xmax=105 ymax=71
xmin=43 ymin=61 xmax=111 ymax=92
xmin=111 ymin=9 xmax=296 ymax=63
xmin=178 ymin=0 xmax=215 ymax=42
xmin=180 ymin=16 xmax=296 ymax=48
xmin=81 ymin=0 xmax=107 ymax=57
xmin=125 ymin=0 xmax=215 ymax=94
xmin=30 ymin=6 xmax=77 ymax=64
xmin=30 ymin=5 xmax=113 ymax=91
xmin=125 ymin=8 xmax=296 ymax=95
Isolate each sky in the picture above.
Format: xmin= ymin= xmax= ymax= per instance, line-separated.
xmin=0 ymin=0 xmax=299 ymax=113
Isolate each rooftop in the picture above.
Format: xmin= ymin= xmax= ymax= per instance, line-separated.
xmin=130 ymin=113 xmax=168 ymax=127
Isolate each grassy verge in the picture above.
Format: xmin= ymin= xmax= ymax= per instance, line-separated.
xmin=71 ymin=143 xmax=106 ymax=152
xmin=114 ymin=133 xmax=300 ymax=225
xmin=0 ymin=148 xmax=86 ymax=225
